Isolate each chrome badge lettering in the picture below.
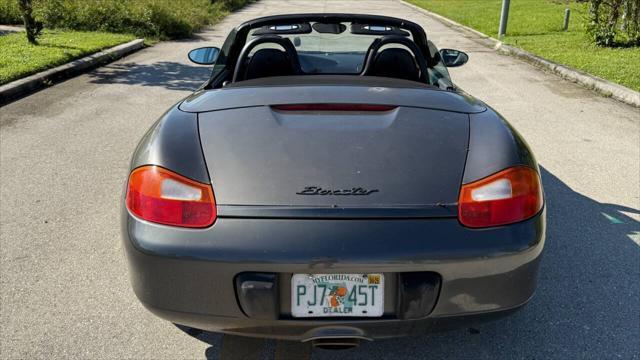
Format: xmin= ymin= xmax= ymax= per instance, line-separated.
xmin=296 ymin=186 xmax=379 ymax=196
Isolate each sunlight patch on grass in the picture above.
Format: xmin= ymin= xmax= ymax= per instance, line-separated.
xmin=407 ymin=0 xmax=640 ymax=91
xmin=0 ymin=30 xmax=135 ymax=85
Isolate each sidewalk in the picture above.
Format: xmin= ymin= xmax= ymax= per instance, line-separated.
xmin=0 ymin=24 xmax=24 ymax=35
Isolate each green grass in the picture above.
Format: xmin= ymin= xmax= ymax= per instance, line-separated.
xmin=407 ymin=0 xmax=640 ymax=91
xmin=0 ymin=30 xmax=135 ymax=85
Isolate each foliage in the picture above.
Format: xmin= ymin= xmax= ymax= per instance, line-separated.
xmin=407 ymin=0 xmax=640 ymax=91
xmin=0 ymin=0 xmax=22 ymax=24
xmin=0 ymin=29 xmax=134 ymax=84
xmin=586 ymin=0 xmax=640 ymax=47
xmin=0 ymin=0 xmax=254 ymax=39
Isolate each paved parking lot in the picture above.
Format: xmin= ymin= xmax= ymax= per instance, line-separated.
xmin=1 ymin=0 xmax=638 ymax=358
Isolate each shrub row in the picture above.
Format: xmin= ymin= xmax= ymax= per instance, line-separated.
xmin=0 ymin=0 xmax=253 ymax=39
xmin=581 ymin=0 xmax=639 ymax=47
xmin=0 ymin=0 xmax=21 ymax=24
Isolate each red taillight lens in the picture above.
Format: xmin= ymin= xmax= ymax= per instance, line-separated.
xmin=458 ymin=166 xmax=543 ymax=228
xmin=271 ymin=104 xmax=397 ymax=112
xmin=125 ymin=166 xmax=216 ymax=228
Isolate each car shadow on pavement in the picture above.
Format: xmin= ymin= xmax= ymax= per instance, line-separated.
xmin=87 ymin=61 xmax=211 ymax=92
xmin=176 ymin=166 xmax=639 ymax=359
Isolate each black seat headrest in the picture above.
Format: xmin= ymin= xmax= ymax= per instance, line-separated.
xmin=369 ymin=48 xmax=420 ymax=82
xmin=244 ymin=48 xmax=295 ymax=80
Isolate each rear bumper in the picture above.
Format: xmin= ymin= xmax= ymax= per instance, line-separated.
xmin=122 ymin=209 xmax=545 ymax=341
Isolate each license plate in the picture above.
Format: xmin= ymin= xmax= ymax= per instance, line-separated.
xmin=291 ymin=273 xmax=384 ymax=317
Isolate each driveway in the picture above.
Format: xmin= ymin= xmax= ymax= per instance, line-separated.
xmin=1 ymin=0 xmax=638 ymax=358
xmin=0 ymin=25 xmax=24 ymax=35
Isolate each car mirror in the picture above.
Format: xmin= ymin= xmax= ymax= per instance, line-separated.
xmin=312 ymin=23 xmax=347 ymax=34
xmin=188 ymin=47 xmax=220 ymax=65
xmin=439 ymin=49 xmax=469 ymax=67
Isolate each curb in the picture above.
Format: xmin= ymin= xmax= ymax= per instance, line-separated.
xmin=0 ymin=38 xmax=145 ymax=106
xmin=399 ymin=0 xmax=640 ymax=108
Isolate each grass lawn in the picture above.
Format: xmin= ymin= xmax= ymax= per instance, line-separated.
xmin=0 ymin=30 xmax=135 ymax=85
xmin=407 ymin=0 xmax=640 ymax=91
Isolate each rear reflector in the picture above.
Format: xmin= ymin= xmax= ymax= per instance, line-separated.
xmin=458 ymin=166 xmax=543 ymax=228
xmin=271 ymin=103 xmax=397 ymax=112
xmin=126 ymin=166 xmax=216 ymax=228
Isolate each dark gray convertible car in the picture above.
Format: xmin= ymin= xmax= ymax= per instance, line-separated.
xmin=122 ymin=14 xmax=545 ymax=348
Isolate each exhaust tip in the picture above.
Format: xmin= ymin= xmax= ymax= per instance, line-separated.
xmin=312 ymin=338 xmax=360 ymax=350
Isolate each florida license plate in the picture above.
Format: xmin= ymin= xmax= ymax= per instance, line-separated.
xmin=291 ymin=274 xmax=384 ymax=317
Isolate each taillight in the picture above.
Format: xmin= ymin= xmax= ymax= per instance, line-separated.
xmin=125 ymin=166 xmax=216 ymax=228
xmin=458 ymin=166 xmax=543 ymax=228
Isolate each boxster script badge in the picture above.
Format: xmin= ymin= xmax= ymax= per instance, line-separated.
xmin=296 ymin=186 xmax=379 ymax=196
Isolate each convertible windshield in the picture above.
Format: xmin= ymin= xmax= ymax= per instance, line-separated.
xmin=248 ymin=22 xmax=414 ymax=74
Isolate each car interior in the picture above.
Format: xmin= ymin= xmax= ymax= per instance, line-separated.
xmin=184 ymin=16 xmax=465 ymax=91
xmin=206 ymin=19 xmax=457 ymax=90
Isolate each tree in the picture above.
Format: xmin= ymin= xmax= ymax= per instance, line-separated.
xmin=587 ymin=0 xmax=640 ymax=47
xmin=18 ymin=0 xmax=42 ymax=44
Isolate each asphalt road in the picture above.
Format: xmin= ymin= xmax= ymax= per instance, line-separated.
xmin=1 ymin=1 xmax=639 ymax=359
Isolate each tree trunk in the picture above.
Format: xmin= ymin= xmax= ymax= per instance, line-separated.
xmin=591 ymin=0 xmax=603 ymax=25
xmin=632 ymin=0 xmax=640 ymax=35
xmin=18 ymin=0 xmax=40 ymax=44
xmin=605 ymin=0 xmax=622 ymax=34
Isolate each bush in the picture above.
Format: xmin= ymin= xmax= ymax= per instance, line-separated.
xmin=586 ymin=0 xmax=640 ymax=47
xmin=0 ymin=0 xmax=22 ymax=24
xmin=219 ymin=0 xmax=255 ymax=11
xmin=2 ymin=0 xmax=254 ymax=39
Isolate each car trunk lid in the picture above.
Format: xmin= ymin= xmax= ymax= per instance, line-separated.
xmin=197 ymin=89 xmax=470 ymax=218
